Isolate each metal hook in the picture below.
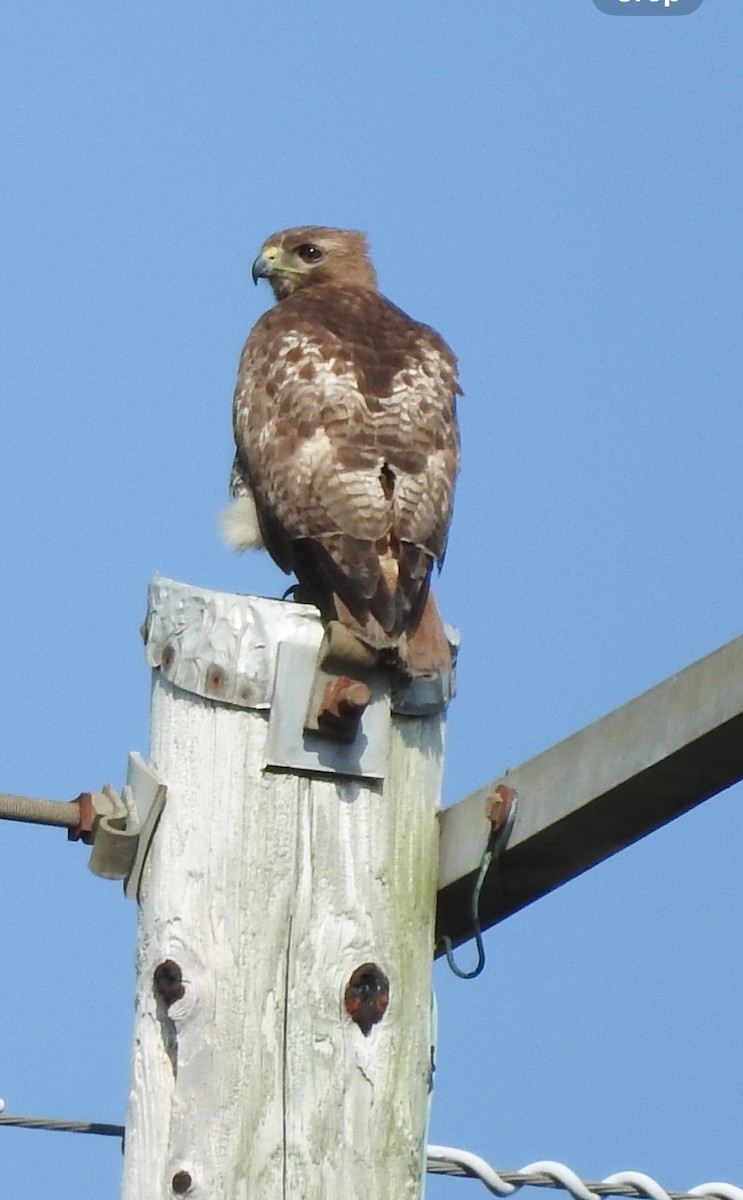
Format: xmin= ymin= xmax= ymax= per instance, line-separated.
xmin=438 ymin=789 xmax=517 ymax=980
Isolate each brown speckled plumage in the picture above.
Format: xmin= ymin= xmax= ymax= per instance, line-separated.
xmin=228 ymin=226 xmax=460 ymax=676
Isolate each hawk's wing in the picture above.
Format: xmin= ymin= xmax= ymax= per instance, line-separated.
xmin=230 ymin=285 xmax=459 ymax=640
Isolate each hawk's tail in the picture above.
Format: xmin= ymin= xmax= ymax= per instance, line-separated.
xmin=397 ymin=590 xmax=452 ymax=678
xmin=333 ymin=589 xmax=451 ymax=680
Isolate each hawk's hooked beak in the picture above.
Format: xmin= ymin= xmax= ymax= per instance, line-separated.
xmin=251 ymin=248 xmax=277 ymax=285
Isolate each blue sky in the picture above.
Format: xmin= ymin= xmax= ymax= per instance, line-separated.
xmin=2 ymin=2 xmax=741 ymax=1196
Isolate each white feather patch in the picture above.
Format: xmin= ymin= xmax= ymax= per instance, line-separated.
xmin=219 ymin=494 xmax=265 ymax=552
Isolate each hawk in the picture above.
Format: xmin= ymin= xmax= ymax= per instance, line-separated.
xmin=222 ymin=226 xmax=460 ymax=678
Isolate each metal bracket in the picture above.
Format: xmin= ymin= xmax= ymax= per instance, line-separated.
xmin=265 ymin=639 xmax=391 ymax=780
xmin=1 ymin=756 xmax=166 ymax=892
xmin=123 ymin=753 xmax=168 ymax=900
xmin=86 ymin=753 xmax=167 ymax=896
xmin=265 ymin=617 xmax=460 ymax=780
xmin=391 ymin=623 xmax=460 ymax=716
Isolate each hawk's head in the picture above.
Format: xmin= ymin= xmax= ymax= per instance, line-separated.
xmin=251 ymin=226 xmax=378 ymax=300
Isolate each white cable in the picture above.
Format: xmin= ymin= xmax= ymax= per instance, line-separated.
xmin=425 ymin=1148 xmax=743 ymax=1200
xmin=603 ymin=1171 xmax=674 ymax=1200
xmin=689 ymin=1186 xmax=743 ymax=1200
xmin=520 ymin=1160 xmax=601 ymax=1200
xmin=427 ymin=1145 xmax=516 ymax=1195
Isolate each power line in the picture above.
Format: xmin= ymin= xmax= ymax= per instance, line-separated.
xmin=426 ymin=1147 xmax=743 ymax=1200
xmin=0 ymin=1113 xmax=124 ymax=1139
xmin=3 ymin=1113 xmax=742 ymax=1200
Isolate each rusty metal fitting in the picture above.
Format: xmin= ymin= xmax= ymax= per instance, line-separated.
xmin=0 ymin=788 xmax=101 ymax=845
xmin=487 ymin=783 xmax=516 ymax=835
xmin=67 ymin=792 xmax=96 ymax=843
xmin=317 ymin=676 xmax=373 ymax=742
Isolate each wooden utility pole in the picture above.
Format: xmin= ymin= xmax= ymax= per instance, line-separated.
xmin=121 ymin=576 xmax=448 ymax=1200
xmin=117 ymin=576 xmax=743 ymax=1200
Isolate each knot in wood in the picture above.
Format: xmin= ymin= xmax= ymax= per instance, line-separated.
xmin=344 ymin=963 xmax=389 ymax=1036
xmin=171 ymin=1170 xmax=192 ymax=1194
xmin=154 ymin=960 xmax=185 ymax=1007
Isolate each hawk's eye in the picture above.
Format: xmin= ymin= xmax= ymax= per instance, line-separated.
xmin=296 ymin=243 xmax=323 ymax=263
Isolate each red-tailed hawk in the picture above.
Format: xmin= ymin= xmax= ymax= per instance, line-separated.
xmin=223 ymin=226 xmax=460 ymax=678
